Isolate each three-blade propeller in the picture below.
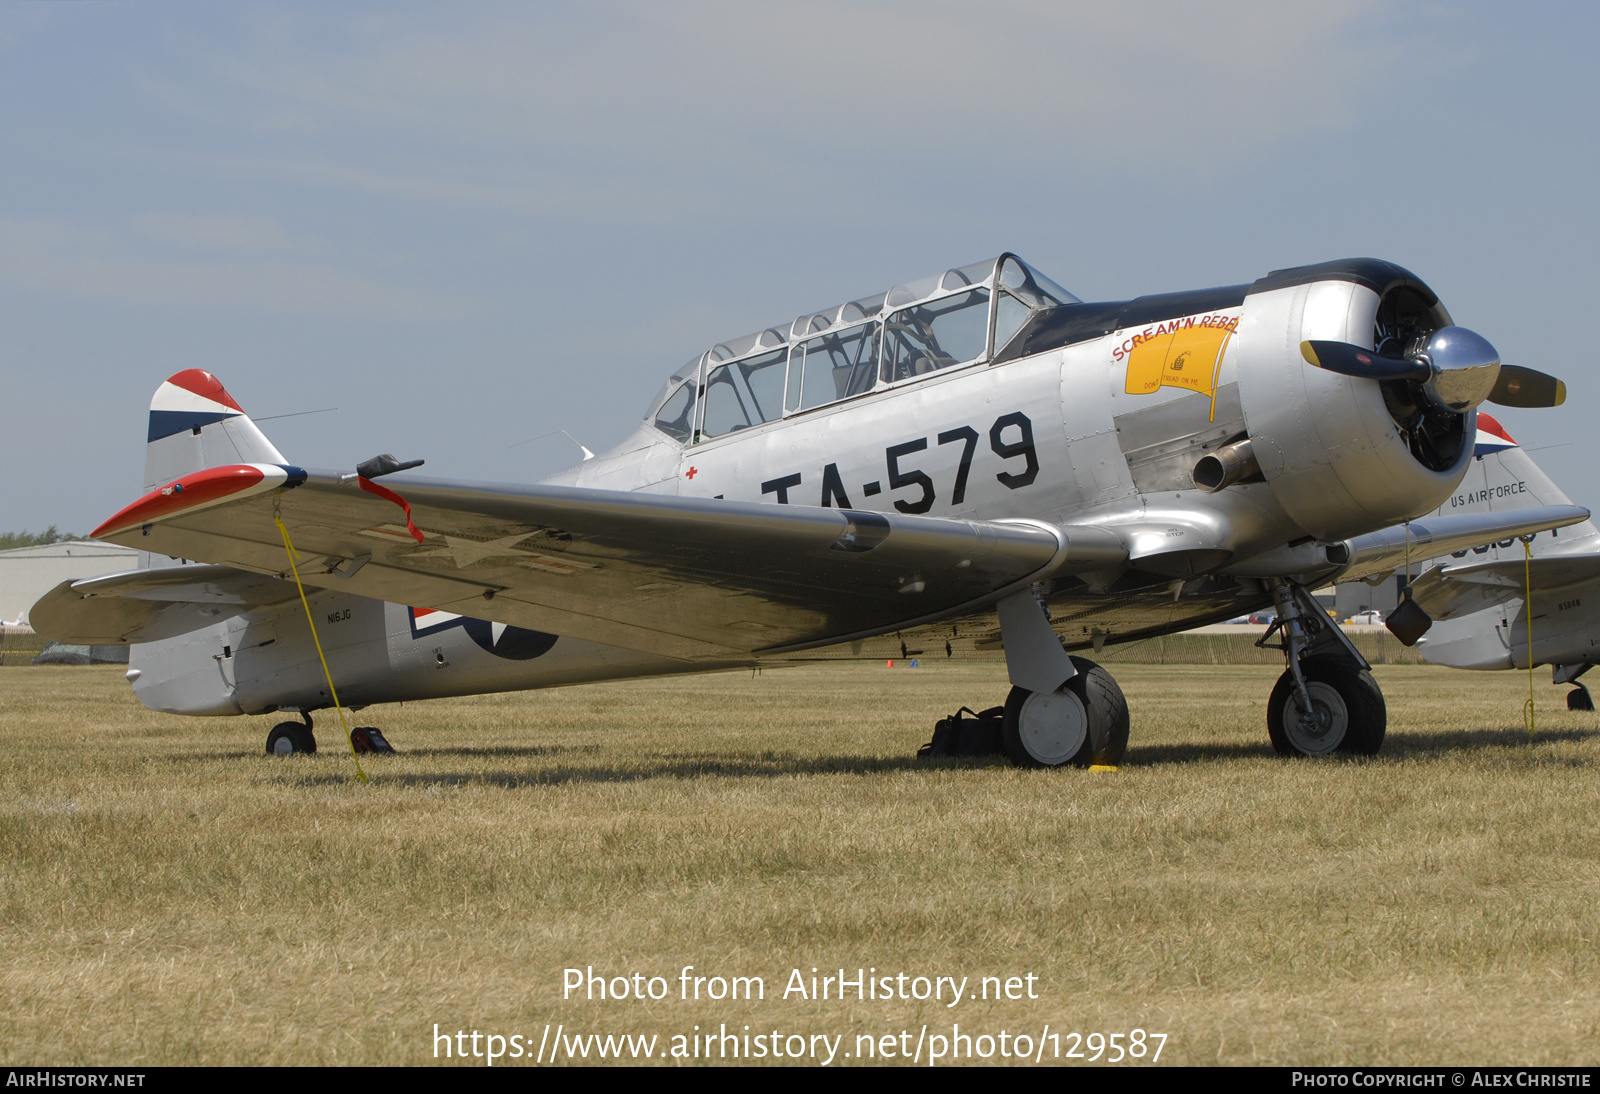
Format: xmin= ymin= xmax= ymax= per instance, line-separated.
xmin=1301 ymin=326 xmax=1566 ymax=410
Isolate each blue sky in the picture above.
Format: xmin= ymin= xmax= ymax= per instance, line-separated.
xmin=2 ymin=1 xmax=1596 ymax=532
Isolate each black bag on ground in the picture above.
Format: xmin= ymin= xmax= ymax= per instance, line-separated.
xmin=918 ymin=706 xmax=1006 ymax=758
xmin=350 ymin=727 xmax=397 ymax=754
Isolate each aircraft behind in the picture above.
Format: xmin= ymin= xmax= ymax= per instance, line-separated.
xmin=1399 ymin=414 xmax=1600 ymax=708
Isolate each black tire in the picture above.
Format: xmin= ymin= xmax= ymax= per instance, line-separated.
xmin=350 ymin=727 xmax=372 ymax=754
xmin=265 ymin=721 xmax=316 ymax=756
xmin=1568 ymin=687 xmax=1594 ymax=712
xmin=1266 ymin=657 xmax=1386 ymax=757
xmin=1002 ymin=656 xmax=1130 ymax=769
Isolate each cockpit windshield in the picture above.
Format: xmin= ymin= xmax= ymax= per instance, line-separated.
xmin=646 ymin=356 xmax=702 ymax=443
xmin=644 ymin=253 xmax=1078 ymax=443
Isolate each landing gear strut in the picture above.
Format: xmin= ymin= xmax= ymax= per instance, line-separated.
xmin=1259 ymin=581 xmax=1386 ymax=757
xmin=265 ymin=712 xmax=317 ymax=756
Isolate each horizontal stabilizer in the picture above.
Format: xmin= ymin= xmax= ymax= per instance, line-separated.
xmin=1340 ymin=505 xmax=1590 ymax=583
xmin=1411 ymin=553 xmax=1600 ymax=621
xmin=29 ymin=564 xmax=302 ymax=645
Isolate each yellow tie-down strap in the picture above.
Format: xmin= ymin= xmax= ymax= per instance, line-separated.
xmin=274 ymin=509 xmax=368 ymax=783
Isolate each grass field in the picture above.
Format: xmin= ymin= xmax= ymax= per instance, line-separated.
xmin=2 ymin=661 xmax=1597 ymax=1066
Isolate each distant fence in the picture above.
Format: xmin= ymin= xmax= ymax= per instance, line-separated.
xmin=1088 ymin=631 xmax=1428 ymax=666
xmin=0 ymin=628 xmax=45 ymax=666
xmin=0 ymin=630 xmax=129 ymax=666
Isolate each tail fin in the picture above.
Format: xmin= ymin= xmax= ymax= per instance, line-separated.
xmin=1432 ymin=411 xmax=1599 ymax=561
xmin=144 ymin=370 xmax=285 ymax=493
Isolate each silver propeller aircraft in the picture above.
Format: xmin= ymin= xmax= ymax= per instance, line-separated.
xmin=1391 ymin=413 xmax=1600 ymax=710
xmin=33 ymin=255 xmax=1585 ymax=765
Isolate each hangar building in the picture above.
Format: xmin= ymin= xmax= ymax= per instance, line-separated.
xmin=0 ymin=542 xmax=140 ymax=626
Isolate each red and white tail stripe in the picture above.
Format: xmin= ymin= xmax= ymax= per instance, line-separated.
xmin=1474 ymin=412 xmax=1517 ymax=455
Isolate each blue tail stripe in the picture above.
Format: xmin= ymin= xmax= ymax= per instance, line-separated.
xmin=148 ymin=409 xmax=239 ymax=443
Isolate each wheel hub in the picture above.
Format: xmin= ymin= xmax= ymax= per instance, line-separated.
xmin=1285 ymin=681 xmax=1348 ymax=756
xmin=1016 ymin=687 xmax=1089 ymax=766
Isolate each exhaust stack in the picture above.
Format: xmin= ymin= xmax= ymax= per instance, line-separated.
xmin=1193 ymin=438 xmax=1261 ymax=493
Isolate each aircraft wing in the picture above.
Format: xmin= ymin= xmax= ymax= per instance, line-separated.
xmin=1409 ymin=553 xmax=1600 ymax=621
xmin=30 ymin=564 xmax=304 ymax=644
xmin=1339 ymin=505 xmax=1590 ymax=583
xmin=88 ymin=464 xmax=1126 ymax=660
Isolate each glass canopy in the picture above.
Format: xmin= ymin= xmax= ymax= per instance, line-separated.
xmin=645 ymin=254 xmax=1078 ymax=444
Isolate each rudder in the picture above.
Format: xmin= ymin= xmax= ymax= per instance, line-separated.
xmin=1450 ymin=412 xmax=1599 ymax=557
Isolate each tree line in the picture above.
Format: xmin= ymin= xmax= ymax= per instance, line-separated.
xmin=0 ymin=526 xmax=85 ymax=550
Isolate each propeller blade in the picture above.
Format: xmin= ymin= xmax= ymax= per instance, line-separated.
xmin=1488 ymin=365 xmax=1567 ymax=408
xmin=1300 ymin=340 xmax=1431 ymax=382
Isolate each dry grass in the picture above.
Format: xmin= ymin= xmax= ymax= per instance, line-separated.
xmin=1 ymin=661 xmax=1597 ymax=1066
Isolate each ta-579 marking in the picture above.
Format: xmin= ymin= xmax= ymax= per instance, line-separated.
xmin=760 ymin=411 xmax=1039 ymax=510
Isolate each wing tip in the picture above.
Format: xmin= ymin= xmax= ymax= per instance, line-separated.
xmin=91 ymin=463 xmax=302 ymax=540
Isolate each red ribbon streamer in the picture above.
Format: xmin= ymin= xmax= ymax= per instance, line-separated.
xmin=357 ymin=476 xmax=425 ymax=543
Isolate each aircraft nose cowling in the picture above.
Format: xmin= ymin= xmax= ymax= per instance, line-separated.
xmin=1231 ymin=260 xmax=1474 ymax=541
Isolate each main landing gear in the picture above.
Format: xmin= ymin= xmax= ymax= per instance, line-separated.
xmin=1258 ymin=581 xmax=1386 ymax=757
xmin=1002 ymin=656 xmax=1130 ymax=768
xmin=919 ymin=656 xmax=1129 ymax=768
xmin=919 ymin=587 xmax=1130 ymax=769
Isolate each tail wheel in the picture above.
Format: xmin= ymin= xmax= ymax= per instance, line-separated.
xmin=265 ymin=721 xmax=316 ymax=756
xmin=1002 ymin=656 xmax=1129 ymax=769
xmin=1267 ymin=657 xmax=1386 ymax=757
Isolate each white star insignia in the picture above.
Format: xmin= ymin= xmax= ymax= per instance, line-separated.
xmin=414 ymin=533 xmax=535 ymax=568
